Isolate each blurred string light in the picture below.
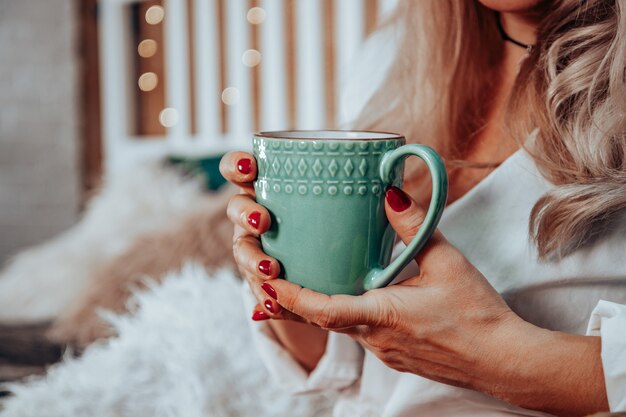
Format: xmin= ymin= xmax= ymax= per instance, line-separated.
xmin=246 ymin=7 xmax=266 ymax=24
xmin=221 ymin=87 xmax=240 ymax=106
xmin=159 ymin=107 xmax=179 ymax=127
xmin=137 ymin=39 xmax=158 ymax=58
xmin=138 ymin=72 xmax=158 ymax=92
xmin=220 ymin=7 xmax=263 ymax=110
xmin=145 ymin=5 xmax=165 ymax=25
xmin=242 ymin=49 xmax=261 ymax=67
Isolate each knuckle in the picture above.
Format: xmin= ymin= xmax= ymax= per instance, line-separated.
xmin=317 ymin=303 xmax=338 ymax=329
xmin=282 ymin=286 xmax=303 ymax=313
xmin=381 ymin=356 xmax=405 ymax=373
xmin=226 ymin=198 xmax=237 ymax=219
xmin=383 ymin=305 xmax=401 ymax=329
xmin=233 ymin=236 xmax=252 ymax=262
xmin=364 ymin=332 xmax=383 ymax=351
xmin=245 ymin=275 xmax=261 ymax=294
xmin=365 ymin=293 xmax=397 ymax=328
xmin=226 ymin=197 xmax=245 ymax=224
xmin=232 ymin=236 xmax=243 ymax=257
xmin=403 ymin=210 xmax=426 ymax=237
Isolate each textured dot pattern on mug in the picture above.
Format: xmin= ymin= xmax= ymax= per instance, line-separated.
xmin=253 ymin=137 xmax=402 ymax=198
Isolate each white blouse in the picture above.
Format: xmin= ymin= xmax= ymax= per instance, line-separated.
xmin=243 ymin=148 xmax=626 ymax=416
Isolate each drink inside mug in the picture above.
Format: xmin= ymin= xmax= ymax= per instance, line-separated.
xmin=253 ymin=130 xmax=447 ymax=295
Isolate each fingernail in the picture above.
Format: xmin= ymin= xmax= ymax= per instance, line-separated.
xmin=252 ymin=310 xmax=269 ymax=321
xmin=258 ymin=260 xmax=272 ymax=276
xmin=248 ymin=211 xmax=261 ymax=229
xmin=385 ymin=186 xmax=411 ymax=212
xmin=261 ymin=282 xmax=277 ymax=299
xmin=237 ymin=158 xmax=252 ymax=175
xmin=264 ymin=299 xmax=278 ymax=314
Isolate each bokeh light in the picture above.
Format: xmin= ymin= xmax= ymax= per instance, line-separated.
xmin=137 ymin=39 xmax=158 ymax=58
xmin=242 ymin=49 xmax=261 ymax=67
xmin=221 ymin=87 xmax=240 ymax=106
xmin=138 ymin=72 xmax=159 ymax=92
xmin=159 ymin=108 xmax=179 ymax=127
xmin=145 ymin=5 xmax=165 ymax=25
xmin=246 ymin=7 xmax=266 ymax=24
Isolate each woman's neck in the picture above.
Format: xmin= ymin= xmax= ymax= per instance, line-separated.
xmin=426 ymin=13 xmax=540 ymax=206
xmin=499 ymin=12 xmax=538 ymax=48
xmin=406 ymin=10 xmax=542 ymax=206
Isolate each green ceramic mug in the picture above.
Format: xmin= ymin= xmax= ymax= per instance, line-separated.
xmin=253 ymin=130 xmax=448 ymax=295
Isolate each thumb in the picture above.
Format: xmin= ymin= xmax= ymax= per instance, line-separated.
xmin=384 ymin=186 xmax=448 ymax=265
xmin=261 ymin=279 xmax=382 ymax=329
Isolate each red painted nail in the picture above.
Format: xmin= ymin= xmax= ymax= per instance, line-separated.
xmin=252 ymin=310 xmax=269 ymax=321
xmin=237 ymin=158 xmax=252 ymax=175
xmin=385 ymin=186 xmax=411 ymax=212
xmin=248 ymin=211 xmax=261 ymax=229
xmin=261 ymin=282 xmax=277 ymax=299
xmin=258 ymin=260 xmax=272 ymax=276
xmin=264 ymin=299 xmax=278 ymax=314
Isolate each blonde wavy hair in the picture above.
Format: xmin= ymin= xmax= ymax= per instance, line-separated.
xmin=355 ymin=0 xmax=626 ymax=259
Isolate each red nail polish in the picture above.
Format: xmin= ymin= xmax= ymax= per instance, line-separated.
xmin=258 ymin=260 xmax=272 ymax=276
xmin=252 ymin=310 xmax=269 ymax=321
xmin=264 ymin=299 xmax=277 ymax=314
xmin=261 ymin=282 xmax=277 ymax=299
xmin=237 ymin=158 xmax=252 ymax=175
xmin=248 ymin=211 xmax=261 ymax=229
xmin=385 ymin=186 xmax=411 ymax=212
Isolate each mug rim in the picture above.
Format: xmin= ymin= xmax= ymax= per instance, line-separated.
xmin=255 ymin=130 xmax=404 ymax=141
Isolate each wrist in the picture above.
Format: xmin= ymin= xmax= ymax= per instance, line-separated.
xmin=478 ymin=315 xmax=551 ymax=400
xmin=268 ymin=320 xmax=328 ymax=372
xmin=468 ymin=311 xmax=532 ymax=396
xmin=474 ymin=314 xmax=608 ymax=415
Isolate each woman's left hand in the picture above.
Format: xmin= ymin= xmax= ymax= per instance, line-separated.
xmin=259 ymin=186 xmax=529 ymax=393
xmin=258 ymin=186 xmax=609 ymax=415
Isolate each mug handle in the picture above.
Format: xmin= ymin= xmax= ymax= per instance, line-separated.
xmin=363 ymin=144 xmax=448 ymax=291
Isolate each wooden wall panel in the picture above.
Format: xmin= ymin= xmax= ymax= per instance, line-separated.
xmin=132 ymin=0 xmax=166 ymax=136
xmin=76 ymin=0 xmax=102 ymax=196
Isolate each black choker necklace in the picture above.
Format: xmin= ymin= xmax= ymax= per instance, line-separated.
xmin=496 ymin=16 xmax=534 ymax=53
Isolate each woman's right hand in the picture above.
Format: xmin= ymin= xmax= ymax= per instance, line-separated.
xmin=220 ymin=151 xmax=329 ymax=371
xmin=219 ymin=151 xmax=284 ymax=320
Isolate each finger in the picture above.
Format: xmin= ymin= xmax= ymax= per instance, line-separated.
xmin=233 ymin=235 xmax=281 ymax=280
xmin=233 ymin=224 xmax=248 ymax=243
xmin=263 ymin=279 xmax=382 ymax=329
xmin=384 ymin=186 xmax=450 ymax=266
xmin=247 ymin=274 xmax=315 ymax=323
xmin=232 ymin=225 xmax=253 ymax=278
xmin=251 ymin=304 xmax=271 ymax=321
xmin=250 ymin=302 xmax=309 ymax=323
xmin=219 ymin=151 xmax=257 ymax=195
xmin=227 ymin=194 xmax=272 ymax=235
xmin=245 ymin=271 xmax=283 ymax=317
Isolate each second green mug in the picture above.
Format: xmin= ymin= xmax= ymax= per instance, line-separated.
xmin=253 ymin=130 xmax=448 ymax=295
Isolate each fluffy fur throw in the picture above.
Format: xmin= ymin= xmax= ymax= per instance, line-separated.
xmin=0 ymin=158 xmax=236 ymax=346
xmin=0 ymin=266 xmax=334 ymax=417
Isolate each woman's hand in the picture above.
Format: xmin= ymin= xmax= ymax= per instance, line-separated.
xmin=219 ymin=151 xmax=284 ymax=319
xmin=219 ymin=151 xmax=328 ymax=371
xmin=259 ymin=186 xmax=609 ymax=416
xmin=260 ymin=185 xmax=517 ymax=384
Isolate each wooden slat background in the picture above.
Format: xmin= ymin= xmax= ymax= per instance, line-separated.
xmin=130 ymin=0 xmax=380 ymax=136
xmin=82 ymin=0 xmax=389 ymax=193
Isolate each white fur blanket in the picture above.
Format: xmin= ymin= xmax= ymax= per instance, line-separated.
xmin=0 ymin=266 xmax=333 ymax=417
xmin=0 ymin=160 xmax=211 ymax=323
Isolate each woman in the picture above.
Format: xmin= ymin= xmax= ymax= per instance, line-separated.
xmin=219 ymin=0 xmax=626 ymax=415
